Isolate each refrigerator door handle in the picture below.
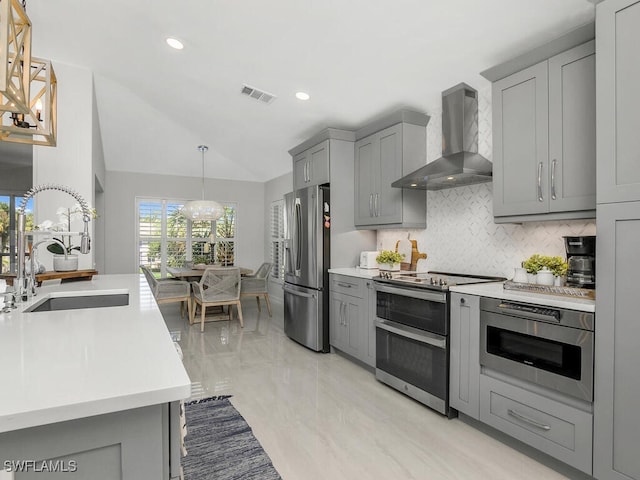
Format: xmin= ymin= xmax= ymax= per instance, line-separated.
xmin=283 ymin=284 xmax=317 ymax=299
xmin=294 ymin=199 xmax=302 ymax=276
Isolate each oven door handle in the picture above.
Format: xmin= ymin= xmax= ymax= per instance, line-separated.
xmin=375 ymin=318 xmax=446 ymax=349
xmin=374 ymin=283 xmax=447 ymax=303
xmin=497 ymin=302 xmax=560 ymax=323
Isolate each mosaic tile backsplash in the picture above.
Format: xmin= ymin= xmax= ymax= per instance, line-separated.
xmin=377 ymin=84 xmax=596 ymax=279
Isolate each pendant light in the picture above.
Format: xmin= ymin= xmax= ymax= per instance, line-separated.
xmin=181 ymin=145 xmax=224 ymax=221
xmin=0 ymin=0 xmax=57 ymax=146
xmin=0 ymin=0 xmax=32 ymax=114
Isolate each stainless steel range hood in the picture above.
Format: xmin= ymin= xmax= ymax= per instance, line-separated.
xmin=392 ymin=83 xmax=492 ymax=190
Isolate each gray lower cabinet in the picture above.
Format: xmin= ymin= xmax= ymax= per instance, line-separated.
xmin=329 ymin=274 xmax=375 ymax=367
xmin=596 ymin=0 xmax=640 ymax=204
xmin=593 ymin=201 xmax=640 ymax=480
xmin=354 ymin=111 xmax=428 ymax=229
xmin=449 ymin=293 xmax=480 ymax=419
xmin=491 ymin=40 xmax=596 ymax=222
xmin=479 ymin=374 xmax=593 ymax=474
xmin=0 ymin=403 xmax=181 ymax=480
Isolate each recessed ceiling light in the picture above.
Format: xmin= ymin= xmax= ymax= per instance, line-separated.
xmin=410 ymin=183 xmax=417 ymax=187
xmin=166 ymin=38 xmax=184 ymax=50
xmin=447 ymin=176 xmax=455 ymax=180
xmin=295 ymin=92 xmax=310 ymax=101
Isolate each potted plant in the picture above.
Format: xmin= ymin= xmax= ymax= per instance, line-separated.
xmin=522 ymin=254 xmax=568 ymax=285
xmin=38 ymin=204 xmax=97 ymax=272
xmin=376 ymin=250 xmax=405 ymax=271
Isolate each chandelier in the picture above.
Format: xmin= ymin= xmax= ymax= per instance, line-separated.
xmin=0 ymin=0 xmax=57 ymax=146
xmin=181 ymin=145 xmax=224 ymax=221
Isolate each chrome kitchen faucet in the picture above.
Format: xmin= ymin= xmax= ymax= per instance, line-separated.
xmin=15 ymin=184 xmax=92 ymax=301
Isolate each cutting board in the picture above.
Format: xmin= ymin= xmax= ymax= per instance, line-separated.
xmin=395 ymin=239 xmax=427 ymax=271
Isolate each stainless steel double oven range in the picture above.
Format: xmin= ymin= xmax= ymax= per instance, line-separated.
xmin=374 ymin=271 xmax=504 ymax=417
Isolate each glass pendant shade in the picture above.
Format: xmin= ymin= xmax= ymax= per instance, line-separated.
xmin=181 ymin=199 xmax=224 ymax=221
xmin=181 ymin=145 xmax=224 ymax=221
xmin=0 ymin=0 xmax=32 ymax=114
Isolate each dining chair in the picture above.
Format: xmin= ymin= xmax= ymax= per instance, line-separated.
xmin=191 ymin=267 xmax=243 ymax=332
xmin=240 ymin=262 xmax=273 ymax=317
xmin=140 ymin=265 xmax=192 ymax=319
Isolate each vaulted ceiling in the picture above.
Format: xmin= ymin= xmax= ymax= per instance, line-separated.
xmin=21 ymin=0 xmax=595 ymax=182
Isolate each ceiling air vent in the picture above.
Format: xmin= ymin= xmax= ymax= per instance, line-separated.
xmin=241 ymin=84 xmax=277 ymax=104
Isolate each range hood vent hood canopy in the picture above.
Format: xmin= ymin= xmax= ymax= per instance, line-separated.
xmin=392 ymin=83 xmax=492 ymax=191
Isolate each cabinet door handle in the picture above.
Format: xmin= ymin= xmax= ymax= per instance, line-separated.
xmin=537 ymin=162 xmax=544 ymax=202
xmin=374 ymin=193 xmax=379 ymax=217
xmin=507 ymin=409 xmax=551 ymax=431
xmin=307 ymin=160 xmax=312 ymax=182
xmin=551 ymin=159 xmax=557 ymax=201
xmin=460 ymin=297 xmax=466 ymax=305
xmin=341 ymin=302 xmax=346 ymax=325
xmin=337 ymin=282 xmax=352 ymax=288
xmin=369 ymin=193 xmax=374 ymax=217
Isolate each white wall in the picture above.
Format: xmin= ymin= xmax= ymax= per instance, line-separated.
xmin=377 ymin=85 xmax=596 ymax=278
xmin=32 ymin=61 xmax=100 ymax=271
xmin=105 ymin=171 xmax=265 ymax=275
xmin=263 ymin=171 xmax=292 ymax=302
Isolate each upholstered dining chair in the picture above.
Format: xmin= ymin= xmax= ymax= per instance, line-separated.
xmin=240 ymin=262 xmax=273 ymax=317
xmin=191 ymin=267 xmax=243 ymax=332
xmin=140 ymin=265 xmax=192 ymax=319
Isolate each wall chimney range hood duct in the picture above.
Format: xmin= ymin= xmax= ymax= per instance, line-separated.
xmin=392 ymin=83 xmax=492 ymax=190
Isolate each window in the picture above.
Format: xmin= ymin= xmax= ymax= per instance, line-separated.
xmin=0 ymin=194 xmax=33 ymax=274
xmin=136 ymin=198 xmax=236 ymax=277
xmin=270 ymin=199 xmax=285 ymax=282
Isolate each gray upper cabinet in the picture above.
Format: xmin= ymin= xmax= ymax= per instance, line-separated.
xmin=354 ymin=124 xmax=403 ymax=226
xmin=489 ymin=39 xmax=596 ymax=222
xmin=354 ymin=111 xmax=428 ymax=229
xmin=597 ymin=0 xmax=640 ymax=204
xmin=492 ymin=61 xmax=549 ymax=217
xmin=292 ymin=139 xmax=330 ymax=190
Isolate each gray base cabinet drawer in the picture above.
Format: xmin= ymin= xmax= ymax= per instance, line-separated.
xmin=480 ymin=374 xmax=593 ymax=475
xmin=330 ymin=274 xmax=364 ymax=297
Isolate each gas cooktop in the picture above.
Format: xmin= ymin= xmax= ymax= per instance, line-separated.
xmin=374 ymin=271 xmax=506 ymax=291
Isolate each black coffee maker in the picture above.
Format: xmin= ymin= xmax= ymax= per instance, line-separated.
xmin=563 ymin=236 xmax=596 ymax=289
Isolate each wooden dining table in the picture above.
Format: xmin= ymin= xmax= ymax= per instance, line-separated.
xmin=167 ymin=266 xmax=253 ymax=282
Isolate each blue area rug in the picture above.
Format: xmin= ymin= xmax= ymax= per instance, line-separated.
xmin=183 ymin=396 xmax=282 ymax=480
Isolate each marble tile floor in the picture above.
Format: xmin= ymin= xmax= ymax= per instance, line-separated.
xmin=160 ymin=298 xmax=587 ymax=480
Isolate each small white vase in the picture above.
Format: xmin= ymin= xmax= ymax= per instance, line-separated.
xmin=513 ymin=268 xmax=528 ymax=283
xmin=554 ymin=276 xmax=565 ymax=287
xmin=536 ymin=268 xmax=554 ymax=286
xmin=379 ymin=262 xmax=400 ymax=272
xmin=53 ymin=254 xmax=79 ymax=272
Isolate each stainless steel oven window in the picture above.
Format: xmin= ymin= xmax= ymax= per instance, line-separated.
xmin=480 ymin=311 xmax=594 ymax=402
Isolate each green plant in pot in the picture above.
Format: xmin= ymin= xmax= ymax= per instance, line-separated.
xmin=376 ymin=250 xmax=405 ymax=271
xmin=522 ymin=254 xmax=568 ymax=284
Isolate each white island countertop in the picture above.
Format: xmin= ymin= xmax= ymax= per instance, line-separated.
xmin=0 ymin=274 xmax=191 ymax=434
xmin=450 ymin=282 xmax=595 ymax=313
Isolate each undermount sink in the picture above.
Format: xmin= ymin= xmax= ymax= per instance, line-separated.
xmin=24 ymin=292 xmax=129 ymax=313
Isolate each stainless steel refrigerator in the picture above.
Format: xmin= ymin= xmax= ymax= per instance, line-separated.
xmin=283 ymin=185 xmax=330 ymax=352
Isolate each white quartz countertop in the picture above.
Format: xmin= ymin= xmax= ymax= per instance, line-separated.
xmin=328 ymin=267 xmax=381 ymax=279
xmin=0 ymin=274 xmax=191 ymax=433
xmin=450 ymin=282 xmax=595 ymax=312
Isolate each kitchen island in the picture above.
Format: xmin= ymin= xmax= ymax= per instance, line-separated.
xmin=0 ymin=274 xmax=191 ymax=479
